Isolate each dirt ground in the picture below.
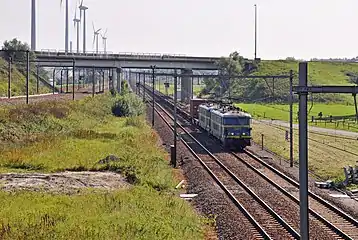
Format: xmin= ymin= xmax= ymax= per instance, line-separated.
xmin=0 ymin=172 xmax=129 ymax=194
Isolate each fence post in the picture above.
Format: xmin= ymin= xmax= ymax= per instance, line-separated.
xmin=72 ymin=60 xmax=75 ymax=100
xmin=8 ymin=57 xmax=12 ymax=99
xmin=353 ymin=94 xmax=358 ymax=123
xmin=261 ymin=134 xmax=264 ymax=150
xmin=36 ymin=65 xmax=39 ymax=94
xmin=26 ymin=51 xmax=30 ymax=104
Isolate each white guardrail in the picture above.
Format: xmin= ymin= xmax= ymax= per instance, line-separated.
xmin=38 ymin=49 xmax=187 ymax=59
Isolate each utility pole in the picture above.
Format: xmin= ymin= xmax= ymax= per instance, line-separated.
xmin=26 ymin=51 xmax=30 ymax=104
xmin=143 ymin=72 xmax=145 ymax=102
xmin=66 ymin=69 xmax=69 ymax=93
xmin=31 ymin=0 xmax=36 ymax=51
xmin=65 ymin=0 xmax=69 ymax=53
xmin=298 ymin=62 xmax=309 ymax=240
xmin=8 ymin=57 xmax=11 ymax=99
xmin=92 ymin=66 xmax=95 ymax=97
xmin=254 ymin=4 xmax=257 ymax=60
xmin=60 ymin=69 xmax=64 ymax=93
xmin=173 ymin=70 xmax=178 ymax=168
xmin=53 ymin=68 xmax=56 ymax=94
xmin=72 ymin=60 xmax=75 ymax=100
xmin=151 ymin=65 xmax=156 ymax=127
xmin=289 ymin=70 xmax=294 ymax=167
xmin=354 ymin=94 xmax=358 ymax=123
xmin=36 ymin=65 xmax=39 ymax=94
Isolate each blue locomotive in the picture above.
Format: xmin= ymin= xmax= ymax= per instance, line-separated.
xmin=197 ymin=102 xmax=252 ymax=150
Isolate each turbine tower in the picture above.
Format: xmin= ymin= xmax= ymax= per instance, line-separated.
xmin=60 ymin=0 xmax=69 ymax=53
xmin=79 ymin=0 xmax=88 ymax=53
xmin=92 ymin=22 xmax=101 ymax=54
xmin=101 ymin=29 xmax=108 ymax=54
xmin=31 ymin=0 xmax=36 ymax=51
xmin=73 ymin=6 xmax=81 ymax=53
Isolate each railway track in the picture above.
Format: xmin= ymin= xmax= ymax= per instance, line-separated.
xmin=138 ymin=82 xmax=358 ymax=239
xmin=148 ymin=92 xmax=298 ymax=239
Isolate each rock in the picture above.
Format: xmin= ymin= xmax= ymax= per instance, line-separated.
xmin=98 ymin=155 xmax=120 ymax=164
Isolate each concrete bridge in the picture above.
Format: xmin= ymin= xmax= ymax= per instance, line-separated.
xmin=34 ymin=50 xmax=221 ymax=101
xmin=35 ymin=50 xmax=221 ymax=70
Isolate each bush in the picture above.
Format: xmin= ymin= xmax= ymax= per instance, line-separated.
xmin=112 ymin=93 xmax=145 ymax=117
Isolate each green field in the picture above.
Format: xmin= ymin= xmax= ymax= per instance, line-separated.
xmin=0 ymin=58 xmax=50 ymax=97
xmin=0 ymin=93 xmax=208 ymax=239
xmin=251 ymin=121 xmax=358 ymax=182
xmin=236 ymin=103 xmax=358 ymax=132
xmin=255 ymin=60 xmax=358 ymax=86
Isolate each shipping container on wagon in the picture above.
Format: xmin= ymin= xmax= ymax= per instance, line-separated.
xmin=190 ymin=98 xmax=213 ymax=119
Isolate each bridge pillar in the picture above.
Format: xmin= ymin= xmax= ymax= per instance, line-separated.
xmin=112 ymin=68 xmax=118 ymax=92
xmin=180 ymin=69 xmax=193 ymax=103
xmin=116 ymin=68 xmax=122 ymax=93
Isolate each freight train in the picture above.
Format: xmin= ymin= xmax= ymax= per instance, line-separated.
xmin=190 ymin=99 xmax=252 ymax=150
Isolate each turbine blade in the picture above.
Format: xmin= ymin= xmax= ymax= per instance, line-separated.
xmin=104 ymin=28 xmax=108 ymax=37
xmin=80 ymin=0 xmax=83 ymax=6
xmin=92 ymin=22 xmax=95 ymax=31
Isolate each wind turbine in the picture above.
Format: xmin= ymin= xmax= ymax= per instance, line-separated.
xmin=101 ymin=29 xmax=108 ymax=54
xmin=60 ymin=0 xmax=69 ymax=53
xmin=31 ymin=0 xmax=36 ymax=51
xmin=92 ymin=22 xmax=101 ymax=54
xmin=73 ymin=5 xmax=81 ymax=53
xmin=79 ymin=0 xmax=88 ymax=53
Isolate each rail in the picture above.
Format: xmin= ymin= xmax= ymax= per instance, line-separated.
xmin=141 ymin=84 xmax=300 ymax=239
xmin=141 ymin=82 xmax=358 ymax=239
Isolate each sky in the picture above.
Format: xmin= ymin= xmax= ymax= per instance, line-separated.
xmin=0 ymin=0 xmax=357 ymax=60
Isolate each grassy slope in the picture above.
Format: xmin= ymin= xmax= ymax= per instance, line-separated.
xmin=253 ymin=60 xmax=358 ymax=103
xmin=0 ymin=94 xmax=206 ymax=239
xmin=232 ymin=61 xmax=358 ymax=183
xmin=251 ymin=121 xmax=358 ymax=182
xmin=0 ymin=58 xmax=50 ymax=97
xmin=255 ymin=60 xmax=358 ymax=85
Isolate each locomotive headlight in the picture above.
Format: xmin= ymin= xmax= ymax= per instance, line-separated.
xmin=230 ymin=133 xmax=234 ymax=136
xmin=242 ymin=133 xmax=246 ymax=136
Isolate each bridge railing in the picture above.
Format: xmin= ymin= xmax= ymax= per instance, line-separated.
xmin=38 ymin=49 xmax=189 ymax=59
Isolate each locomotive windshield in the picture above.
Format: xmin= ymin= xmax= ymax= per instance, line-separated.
xmin=223 ymin=117 xmax=250 ymax=125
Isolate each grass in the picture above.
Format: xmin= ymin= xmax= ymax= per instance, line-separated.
xmin=0 ymin=93 xmax=209 ymax=239
xmin=0 ymin=188 xmax=203 ymax=240
xmin=147 ymin=81 xmax=204 ymax=97
xmin=251 ymin=120 xmax=358 ymax=182
xmin=252 ymin=60 xmax=358 ymax=103
xmin=0 ymin=58 xmax=50 ymax=97
xmin=237 ymin=102 xmax=358 ymax=132
xmin=255 ymin=60 xmax=358 ymax=86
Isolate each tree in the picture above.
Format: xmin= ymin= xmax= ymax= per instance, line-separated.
xmin=202 ymin=51 xmax=246 ymax=98
xmin=2 ymin=38 xmax=34 ymax=63
xmin=1 ymin=38 xmax=50 ymax=80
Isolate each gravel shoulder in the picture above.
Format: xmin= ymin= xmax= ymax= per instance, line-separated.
xmin=147 ymin=105 xmax=263 ymax=240
xmin=247 ymin=142 xmax=358 ymax=219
